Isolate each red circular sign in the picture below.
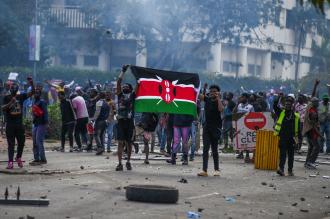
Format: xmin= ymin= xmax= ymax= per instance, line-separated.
xmin=244 ymin=112 xmax=267 ymax=130
xmin=160 ymin=80 xmax=175 ymax=104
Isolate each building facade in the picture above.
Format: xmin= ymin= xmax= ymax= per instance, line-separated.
xmin=48 ymin=0 xmax=329 ymax=80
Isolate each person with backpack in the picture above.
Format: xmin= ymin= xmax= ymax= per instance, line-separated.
xmin=92 ymin=91 xmax=110 ymax=155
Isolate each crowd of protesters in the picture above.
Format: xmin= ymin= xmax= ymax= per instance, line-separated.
xmin=1 ymin=66 xmax=329 ymax=177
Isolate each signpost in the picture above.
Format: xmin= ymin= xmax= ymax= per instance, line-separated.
xmin=233 ymin=112 xmax=274 ymax=151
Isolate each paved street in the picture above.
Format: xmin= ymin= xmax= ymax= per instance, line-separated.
xmin=0 ymin=139 xmax=329 ymax=219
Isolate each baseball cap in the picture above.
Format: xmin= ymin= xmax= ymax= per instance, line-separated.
xmin=322 ymin=94 xmax=330 ymax=100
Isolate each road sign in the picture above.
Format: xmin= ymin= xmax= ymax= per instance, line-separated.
xmin=244 ymin=112 xmax=267 ymax=130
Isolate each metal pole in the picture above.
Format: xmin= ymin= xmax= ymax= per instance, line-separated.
xmin=33 ymin=0 xmax=38 ymax=79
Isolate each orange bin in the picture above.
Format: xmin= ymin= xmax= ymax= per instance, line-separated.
xmin=255 ymin=130 xmax=280 ymax=170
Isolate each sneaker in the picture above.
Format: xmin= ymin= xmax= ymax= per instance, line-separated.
xmin=213 ymin=170 xmax=220 ymax=176
xmin=276 ymin=169 xmax=285 ymax=176
xmin=6 ymin=161 xmax=14 ymax=169
xmin=126 ymin=162 xmax=132 ymax=170
xmin=236 ymin=153 xmax=244 ymax=159
xmin=166 ymin=159 xmax=176 ymax=165
xmin=182 ymin=160 xmax=188 ymax=165
xmin=15 ymin=158 xmax=23 ymax=168
xmin=106 ymin=149 xmax=112 ymax=153
xmin=189 ymin=157 xmax=194 ymax=162
xmin=69 ymin=148 xmax=73 ymax=153
xmin=60 ymin=148 xmax=64 ymax=152
xmin=29 ymin=160 xmax=41 ymax=166
xmin=244 ymin=156 xmax=251 ymax=163
xmin=144 ymin=160 xmax=150 ymax=165
xmin=288 ymin=171 xmax=294 ymax=176
xmin=197 ymin=171 xmax=208 ymax=177
xmin=305 ymin=163 xmax=316 ymax=169
xmin=39 ymin=160 xmax=47 ymax=164
xmin=95 ymin=148 xmax=104 ymax=155
xmin=115 ymin=163 xmax=123 ymax=171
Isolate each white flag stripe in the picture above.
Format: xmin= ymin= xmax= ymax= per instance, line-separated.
xmin=135 ymin=96 xmax=196 ymax=104
xmin=246 ymin=118 xmax=265 ymax=123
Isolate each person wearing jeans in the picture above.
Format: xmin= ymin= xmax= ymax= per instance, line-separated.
xmin=30 ymin=83 xmax=49 ymax=165
xmin=105 ymin=91 xmax=116 ymax=152
xmin=92 ymin=92 xmax=110 ymax=155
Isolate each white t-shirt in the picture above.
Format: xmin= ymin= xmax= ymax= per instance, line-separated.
xmin=237 ymin=103 xmax=254 ymax=113
xmin=72 ymin=96 xmax=89 ymax=119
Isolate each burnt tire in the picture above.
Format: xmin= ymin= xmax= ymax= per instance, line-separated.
xmin=125 ymin=184 xmax=179 ymax=203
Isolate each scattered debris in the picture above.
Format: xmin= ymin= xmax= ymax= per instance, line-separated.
xmin=178 ymin=178 xmax=188 ymax=184
xmin=197 ymin=208 xmax=204 ymax=213
xmin=300 ymin=197 xmax=305 ymax=201
xmin=185 ymin=201 xmax=192 ymax=205
xmin=322 ymin=186 xmax=327 ymax=189
xmin=80 ymin=166 xmax=84 ymax=170
xmin=186 ymin=211 xmax=200 ymax=218
xmin=278 ymin=212 xmax=283 ymax=215
xmin=300 ymin=209 xmax=309 ymax=213
xmin=40 ymin=195 xmax=47 ymax=199
xmin=292 ymin=203 xmax=298 ymax=206
xmin=224 ymin=196 xmax=236 ymax=203
xmin=115 ymin=187 xmax=121 ymax=190
xmin=261 ymin=182 xmax=267 ymax=186
xmin=145 ymin=177 xmax=149 ymax=180
xmin=309 ymin=174 xmax=317 ymax=177
xmin=27 ymin=215 xmax=35 ymax=219
xmin=322 ymin=176 xmax=330 ymax=179
xmin=105 ymin=156 xmax=109 ymax=159
xmin=114 ymin=202 xmax=117 ymax=206
xmin=325 ymin=196 xmax=330 ymax=199
xmin=268 ymin=183 xmax=274 ymax=187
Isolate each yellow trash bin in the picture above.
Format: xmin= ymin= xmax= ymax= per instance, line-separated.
xmin=255 ymin=130 xmax=280 ymax=170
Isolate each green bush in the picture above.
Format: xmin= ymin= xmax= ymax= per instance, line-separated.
xmin=47 ymin=103 xmax=62 ymax=140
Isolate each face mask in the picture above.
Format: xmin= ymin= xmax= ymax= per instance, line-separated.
xmin=123 ymin=89 xmax=130 ymax=94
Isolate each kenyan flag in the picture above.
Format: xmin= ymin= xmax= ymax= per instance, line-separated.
xmin=130 ymin=66 xmax=200 ymax=116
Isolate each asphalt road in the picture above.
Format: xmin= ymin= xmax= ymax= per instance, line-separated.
xmin=0 ymin=143 xmax=329 ymax=219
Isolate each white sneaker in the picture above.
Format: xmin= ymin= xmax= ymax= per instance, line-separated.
xmin=213 ymin=170 xmax=220 ymax=176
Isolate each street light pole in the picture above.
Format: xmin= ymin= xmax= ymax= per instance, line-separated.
xmin=33 ymin=0 xmax=38 ymax=79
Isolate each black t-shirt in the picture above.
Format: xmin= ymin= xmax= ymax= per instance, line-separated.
xmin=117 ymin=92 xmax=135 ymax=120
xmin=204 ymin=96 xmax=222 ymax=129
xmin=3 ymin=93 xmax=28 ymax=125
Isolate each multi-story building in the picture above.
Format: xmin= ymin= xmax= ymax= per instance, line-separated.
xmin=47 ymin=0 xmax=329 ymax=80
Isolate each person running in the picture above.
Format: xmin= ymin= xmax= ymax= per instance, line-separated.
xmin=198 ymin=84 xmax=224 ymax=177
xmin=274 ymin=95 xmax=300 ymax=176
xmin=30 ymin=83 xmax=49 ymax=165
xmin=2 ymin=78 xmax=34 ymax=169
xmin=115 ymin=65 xmax=135 ymax=171
xmin=58 ymin=91 xmax=76 ymax=152
xmin=92 ymin=91 xmax=110 ymax=155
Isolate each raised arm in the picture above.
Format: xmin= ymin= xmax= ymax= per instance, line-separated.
xmin=199 ymin=83 xmax=208 ymax=102
xmin=116 ymin=65 xmax=129 ymax=95
xmin=311 ymin=79 xmax=320 ymax=98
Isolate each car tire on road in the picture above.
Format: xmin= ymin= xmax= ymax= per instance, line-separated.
xmin=125 ymin=184 xmax=179 ymax=203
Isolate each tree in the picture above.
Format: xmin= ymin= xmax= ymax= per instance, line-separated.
xmin=0 ymin=0 xmax=51 ymax=67
xmin=80 ymin=0 xmax=279 ymax=71
xmin=304 ymin=0 xmax=330 ymax=14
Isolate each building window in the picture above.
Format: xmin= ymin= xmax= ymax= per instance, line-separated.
xmin=84 ymin=55 xmax=99 ymax=66
xmin=301 ymin=56 xmax=311 ymax=63
xmin=60 ymin=55 xmax=76 ymax=66
xmin=248 ymin=64 xmax=261 ymax=76
xmin=223 ymin=61 xmax=240 ymax=73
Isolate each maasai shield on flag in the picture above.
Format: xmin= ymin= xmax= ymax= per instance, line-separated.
xmin=130 ymin=66 xmax=200 ymax=116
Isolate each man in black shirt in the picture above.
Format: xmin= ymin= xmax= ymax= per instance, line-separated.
xmin=2 ymin=78 xmax=34 ymax=169
xmin=58 ymin=91 xmax=76 ymax=152
xmin=198 ymin=84 xmax=224 ymax=177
